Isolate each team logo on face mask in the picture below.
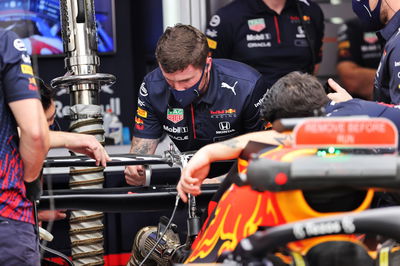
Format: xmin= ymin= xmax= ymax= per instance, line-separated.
xmin=248 ymin=18 xmax=266 ymax=32
xmin=167 ymin=108 xmax=184 ymax=123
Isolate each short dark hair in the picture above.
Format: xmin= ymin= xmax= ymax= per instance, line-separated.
xmin=155 ymin=24 xmax=209 ymax=73
xmin=37 ymin=77 xmax=54 ymax=111
xmin=260 ymin=72 xmax=329 ymax=122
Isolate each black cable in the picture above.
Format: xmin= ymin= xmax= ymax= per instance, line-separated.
xmin=40 ymin=172 xmax=56 ymax=258
xmin=40 ymin=243 xmax=73 ymax=266
xmin=138 ymin=194 xmax=181 ymax=266
xmin=37 ymin=171 xmax=74 ymax=265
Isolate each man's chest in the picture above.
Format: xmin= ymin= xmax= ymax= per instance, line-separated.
xmin=232 ymin=12 xmax=315 ymax=51
xmin=161 ymin=102 xmax=243 ymax=142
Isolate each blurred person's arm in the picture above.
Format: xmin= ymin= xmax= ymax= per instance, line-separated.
xmin=337 ymin=61 xmax=375 ymax=100
xmin=9 ymin=99 xmax=49 ymax=182
xmin=336 ymin=20 xmax=375 ymax=100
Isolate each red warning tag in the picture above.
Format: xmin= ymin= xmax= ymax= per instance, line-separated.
xmin=293 ymin=117 xmax=398 ymax=149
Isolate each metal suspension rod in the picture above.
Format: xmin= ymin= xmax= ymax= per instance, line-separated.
xmin=51 ymin=0 xmax=115 ymax=264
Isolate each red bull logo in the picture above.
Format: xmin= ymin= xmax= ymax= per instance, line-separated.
xmin=28 ymin=77 xmax=37 ymax=91
xmin=135 ymin=116 xmax=144 ymax=125
xmin=210 ymin=109 xmax=236 ymax=115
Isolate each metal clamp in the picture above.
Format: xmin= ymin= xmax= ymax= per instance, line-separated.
xmin=51 ymin=73 xmax=116 ymax=88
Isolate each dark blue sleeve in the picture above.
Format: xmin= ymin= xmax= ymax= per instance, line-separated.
xmin=337 ymin=21 xmax=363 ymax=64
xmin=388 ymin=40 xmax=400 ymax=100
xmin=205 ymin=9 xmax=234 ymax=58
xmin=241 ymin=76 xmax=266 ymax=133
xmin=132 ymin=81 xmax=163 ymax=139
xmin=329 ymin=99 xmax=400 ymax=125
xmin=378 ymin=106 xmax=400 ymax=130
xmin=0 ymin=30 xmax=39 ymax=103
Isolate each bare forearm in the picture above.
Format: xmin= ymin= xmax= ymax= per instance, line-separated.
xmin=49 ymin=131 xmax=85 ymax=148
xmin=19 ymin=130 xmax=49 ymax=182
xmin=49 ymin=131 xmax=68 ymax=148
xmin=337 ymin=62 xmax=376 ymax=100
xmin=129 ymin=136 xmax=159 ymax=155
xmin=202 ymin=130 xmax=286 ymax=163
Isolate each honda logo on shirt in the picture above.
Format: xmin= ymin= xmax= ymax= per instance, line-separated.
xmin=219 ymin=121 xmax=231 ymax=130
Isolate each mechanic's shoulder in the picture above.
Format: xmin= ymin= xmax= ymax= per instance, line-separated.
xmin=0 ymin=28 xmax=20 ymax=44
xmin=0 ymin=28 xmax=6 ymax=39
xmin=211 ymin=0 xmax=252 ymax=25
xmin=142 ymin=68 xmax=168 ymax=94
xmin=143 ymin=67 xmax=166 ymax=84
xmin=214 ymin=58 xmax=261 ymax=83
xmin=388 ymin=33 xmax=400 ymax=52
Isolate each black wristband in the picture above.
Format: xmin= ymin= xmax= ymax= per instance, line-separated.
xmin=25 ymin=176 xmax=43 ymax=202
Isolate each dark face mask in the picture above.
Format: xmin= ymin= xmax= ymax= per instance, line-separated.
xmin=170 ymin=65 xmax=207 ymax=108
xmin=352 ymin=0 xmax=384 ymax=31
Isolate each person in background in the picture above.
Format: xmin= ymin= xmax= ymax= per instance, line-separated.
xmin=37 ymin=78 xmax=110 ymax=222
xmin=0 ymin=28 xmax=49 ymax=265
xmin=205 ymin=0 xmax=325 ymax=89
xmin=351 ymin=0 xmax=400 ymax=103
xmin=125 ymin=24 xmax=267 ymax=186
xmin=336 ymin=17 xmax=382 ymax=100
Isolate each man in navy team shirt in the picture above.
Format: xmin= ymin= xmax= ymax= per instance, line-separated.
xmin=0 ymin=28 xmax=49 ymax=264
xmin=205 ymin=0 xmax=325 ymax=89
xmin=336 ymin=18 xmax=382 ymax=100
xmin=351 ymin=0 xmax=400 ymax=104
xmin=125 ymin=24 xmax=267 ymax=186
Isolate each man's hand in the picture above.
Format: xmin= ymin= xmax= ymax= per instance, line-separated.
xmin=62 ymin=133 xmax=111 ymax=167
xmin=327 ymin=78 xmax=353 ymax=103
xmin=125 ymin=137 xmax=159 ymax=186
xmin=38 ymin=210 xmax=67 ymax=222
xmin=124 ymin=165 xmax=147 ymax=186
xmin=177 ymin=148 xmax=211 ymax=203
